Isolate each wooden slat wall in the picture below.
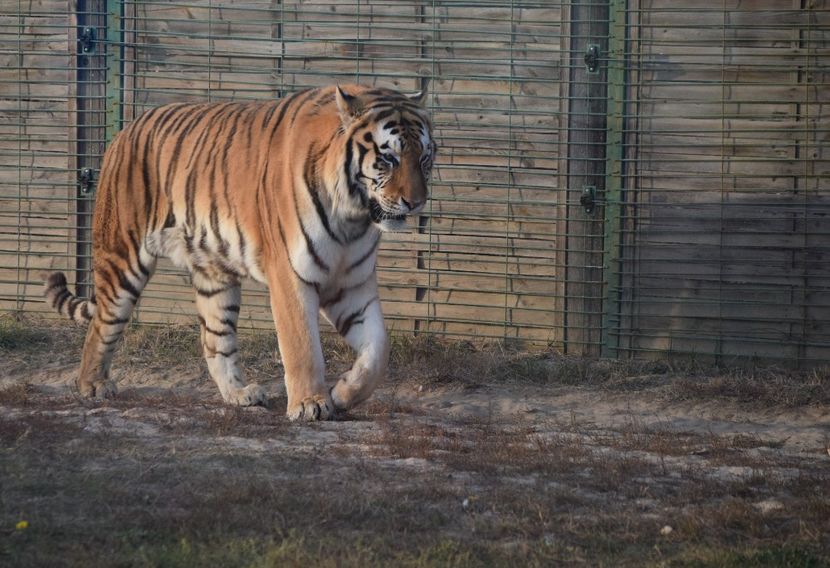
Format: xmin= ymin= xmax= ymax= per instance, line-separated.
xmin=616 ymin=0 xmax=830 ymax=364
xmin=5 ymin=1 xmax=828 ymax=365
xmin=0 ymin=1 xmax=77 ymax=314
xmin=121 ymin=0 xmax=567 ymax=344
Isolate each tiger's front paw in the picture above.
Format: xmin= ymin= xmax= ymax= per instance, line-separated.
xmin=227 ymin=384 xmax=267 ymax=407
xmin=77 ymin=378 xmax=117 ymax=399
xmin=286 ymin=394 xmax=333 ymax=422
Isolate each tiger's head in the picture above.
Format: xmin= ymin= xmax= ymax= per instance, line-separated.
xmin=336 ymin=85 xmax=436 ymax=232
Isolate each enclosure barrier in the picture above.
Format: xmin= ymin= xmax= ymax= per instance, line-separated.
xmin=3 ymin=1 xmax=829 ymax=366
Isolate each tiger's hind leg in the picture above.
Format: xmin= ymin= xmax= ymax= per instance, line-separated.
xmin=77 ymin=247 xmax=156 ymax=398
xmin=193 ymin=274 xmax=267 ymax=407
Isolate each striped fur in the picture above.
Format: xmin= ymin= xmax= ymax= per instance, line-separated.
xmin=44 ymin=272 xmax=96 ymax=324
xmin=43 ymin=84 xmax=435 ymax=421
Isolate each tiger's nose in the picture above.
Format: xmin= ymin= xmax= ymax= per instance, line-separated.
xmin=401 ymin=197 xmax=425 ymax=213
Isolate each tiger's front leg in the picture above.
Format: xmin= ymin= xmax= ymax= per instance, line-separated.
xmin=267 ymin=267 xmax=333 ymax=421
xmin=321 ymin=280 xmax=390 ymax=412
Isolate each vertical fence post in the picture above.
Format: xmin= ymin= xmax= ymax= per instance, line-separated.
xmin=564 ymin=0 xmax=610 ymax=356
xmin=75 ymin=0 xmax=104 ymax=299
xmin=601 ymin=0 xmax=627 ymax=358
xmin=106 ymin=1 xmax=123 ymax=142
xmin=75 ymin=0 xmax=121 ymax=299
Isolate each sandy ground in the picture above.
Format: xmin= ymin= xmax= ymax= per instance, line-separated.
xmin=2 ymin=336 xmax=829 ymax=566
xmin=6 ymin=360 xmax=829 ymax=453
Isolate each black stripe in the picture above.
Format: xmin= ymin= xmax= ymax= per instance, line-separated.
xmin=347 ymin=235 xmax=380 ymax=273
xmin=345 ymin=140 xmax=367 ymax=206
xmin=125 ymin=127 xmax=140 ymax=221
xmin=184 ymin=232 xmax=195 ymax=255
xmin=199 ymin=225 xmax=209 ymax=252
xmin=44 ymin=274 xmax=66 ymax=294
xmin=337 ymin=297 xmax=377 ymax=337
xmin=183 ymin=104 xmax=219 ymax=229
xmin=215 ymin=348 xmax=238 ymax=358
xmin=303 ymin=145 xmax=342 ymax=245
xmin=184 ymin=165 xmax=198 ymax=228
xmin=137 ymin=256 xmax=150 ymax=278
xmin=344 ymin=138 xmax=355 ymax=196
xmin=68 ymin=297 xmax=81 ymax=321
xmin=99 ymin=316 xmax=129 ymax=326
xmin=209 ymin=195 xmax=223 ymax=251
xmin=277 ymin=220 xmax=319 ymax=289
xmin=355 ymin=142 xmax=370 ymax=174
xmin=261 ymin=102 xmax=277 ymax=135
xmin=289 ymin=89 xmax=317 ymax=125
xmin=106 ymin=259 xmax=141 ymax=300
xmin=163 ymin=105 xmax=209 ymax=199
xmin=218 ymin=104 xmax=241 ymax=228
xmin=139 ymin=134 xmax=153 ymax=227
xmin=223 ymin=304 xmax=241 ymax=313
xmin=204 ymin=324 xmax=232 ymax=336
xmin=100 ymin=334 xmax=121 ymax=346
xmin=185 ymin=103 xmax=229 ymax=170
xmin=345 ymin=270 xmax=377 ymax=293
xmin=81 ymin=302 xmax=92 ymax=320
xmin=204 ymin=105 xmax=240 ymax=214
xmin=235 ymin=221 xmax=247 ymax=262
xmin=195 ymin=286 xmax=229 ymax=298
xmin=157 ymin=105 xmax=201 ymax=194
xmin=346 ymin=220 xmax=371 ymax=244
xmin=54 ymin=288 xmax=71 ymax=313
xmin=163 ymin=209 xmax=176 ymax=228
xmin=147 ymin=104 xmax=186 ymax=210
xmin=95 ymin=283 xmax=118 ymax=309
xmin=374 ymin=108 xmax=397 ymax=123
xmin=293 ymin=189 xmax=329 ymax=272
xmin=219 ymin=317 xmax=238 ymax=332
xmin=320 ymin=288 xmax=344 ymax=309
xmin=270 ymin=89 xmax=311 ymax=138
xmin=126 ymin=230 xmax=149 ymax=278
xmin=313 ymin=92 xmax=336 ymax=108
xmin=144 ymin=105 xmax=183 ymax=230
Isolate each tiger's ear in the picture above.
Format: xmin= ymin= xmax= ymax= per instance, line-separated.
xmin=335 ymin=85 xmax=362 ymax=126
xmin=406 ymin=79 xmax=429 ymax=104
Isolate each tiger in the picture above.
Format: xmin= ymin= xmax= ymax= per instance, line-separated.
xmin=43 ymin=84 xmax=436 ymax=421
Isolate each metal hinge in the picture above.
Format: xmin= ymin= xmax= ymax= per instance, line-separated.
xmin=580 ymin=185 xmax=596 ymax=215
xmin=79 ymin=168 xmax=95 ymax=194
xmin=584 ymin=44 xmax=600 ymax=74
xmin=79 ymin=26 xmax=96 ymax=54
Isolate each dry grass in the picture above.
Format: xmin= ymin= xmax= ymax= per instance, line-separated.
xmin=3 ymin=315 xmax=828 ymax=408
xmin=387 ymin=334 xmax=830 ymax=408
xmin=2 ymin=318 xmax=829 ymax=566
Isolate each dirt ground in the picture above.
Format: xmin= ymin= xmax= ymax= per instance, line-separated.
xmin=1 ymin=317 xmax=829 ymax=567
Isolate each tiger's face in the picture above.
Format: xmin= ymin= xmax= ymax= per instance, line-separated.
xmin=337 ymin=86 xmax=436 ymax=232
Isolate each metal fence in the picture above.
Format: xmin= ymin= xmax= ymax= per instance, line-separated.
xmin=2 ymin=1 xmax=829 ymax=366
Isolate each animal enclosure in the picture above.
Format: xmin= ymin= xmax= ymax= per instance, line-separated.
xmin=3 ymin=1 xmax=829 ymax=365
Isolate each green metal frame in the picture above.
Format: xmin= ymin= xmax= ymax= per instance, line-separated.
xmin=601 ymin=0 xmax=626 ymax=358
xmin=105 ymin=0 xmax=123 ymax=143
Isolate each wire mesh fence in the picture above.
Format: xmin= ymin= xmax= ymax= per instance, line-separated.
xmin=2 ymin=1 xmax=829 ymax=365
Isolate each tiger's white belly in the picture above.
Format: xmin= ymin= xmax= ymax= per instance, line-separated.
xmin=145 ymin=219 xmax=380 ymax=292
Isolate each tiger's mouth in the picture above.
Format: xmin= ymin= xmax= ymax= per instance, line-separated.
xmin=369 ymin=199 xmax=406 ymax=225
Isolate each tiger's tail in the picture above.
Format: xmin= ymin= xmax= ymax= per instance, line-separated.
xmin=43 ymin=272 xmax=96 ymax=324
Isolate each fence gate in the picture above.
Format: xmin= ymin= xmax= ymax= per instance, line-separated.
xmin=3 ymin=1 xmax=830 ymax=365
